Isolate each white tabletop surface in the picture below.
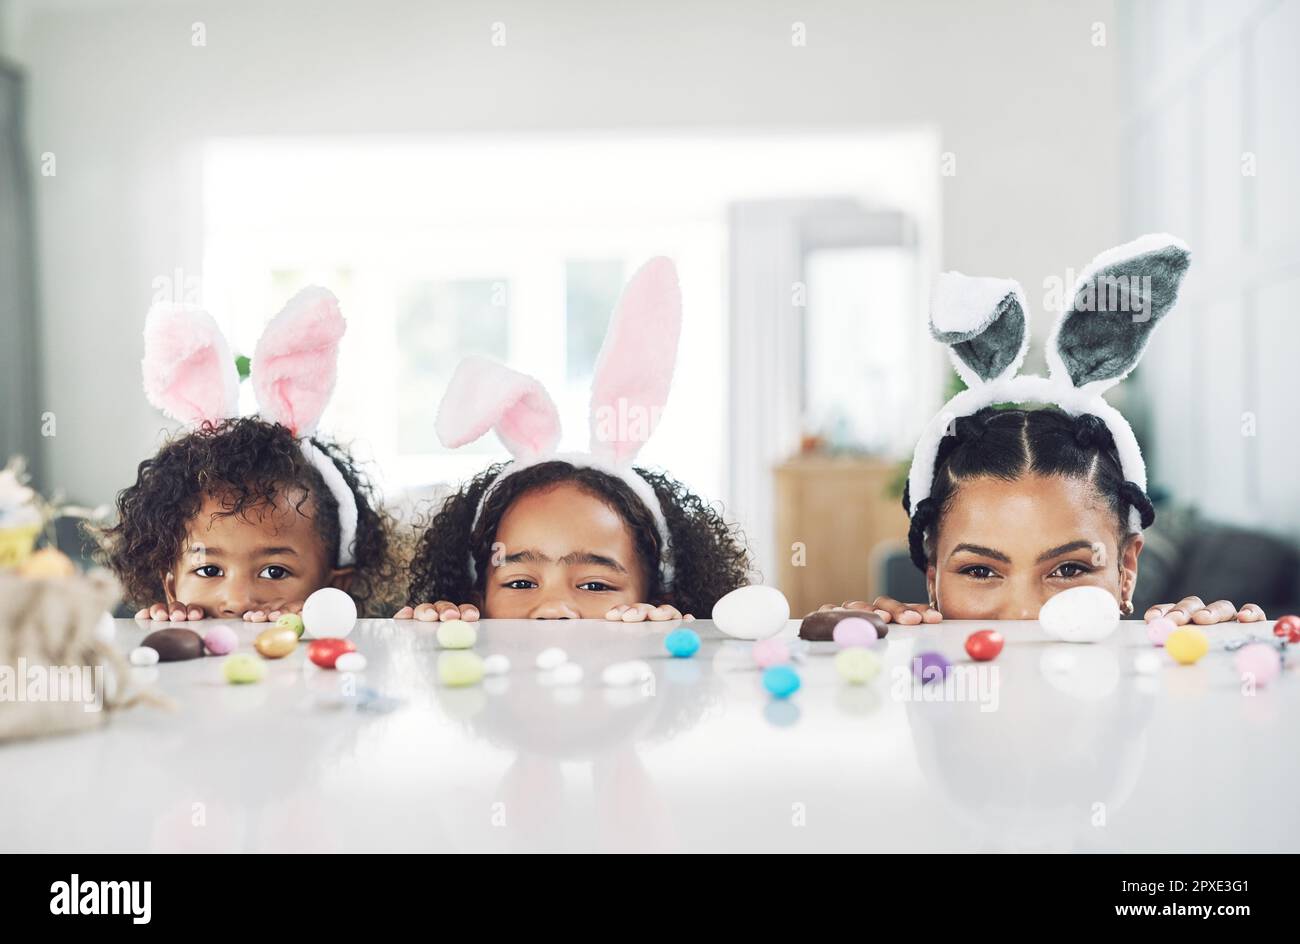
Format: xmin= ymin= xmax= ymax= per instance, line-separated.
xmin=2 ymin=617 xmax=1297 ymax=853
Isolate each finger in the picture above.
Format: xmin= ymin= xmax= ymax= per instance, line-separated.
xmin=684 ymin=613 xmax=695 ymax=622
xmin=134 ymin=608 xmax=149 ymax=620
xmin=169 ymin=604 xmax=187 ymax=621
xmin=1167 ymin=596 xmax=1206 ymax=625
xmin=1237 ymin=603 xmax=1267 ymax=623
xmin=267 ymin=611 xmax=282 ymax=621
xmin=187 ymin=606 xmax=203 ymax=621
xmin=393 ymin=606 xmax=414 ymax=620
xmin=1144 ymin=604 xmax=1171 ymax=621
xmin=1191 ymin=600 xmax=1237 ymax=624
xmin=648 ymin=605 xmax=681 ymax=621
xmin=605 ymin=604 xmax=631 ymax=621
xmin=283 ymin=602 xmax=303 ymax=614
xmin=413 ymin=603 xmax=441 ymax=622
xmin=867 ymin=596 xmax=904 ymax=623
xmin=621 ymin=603 xmax=657 ymax=622
xmin=149 ymin=603 xmax=169 ymax=621
xmin=459 ymin=604 xmax=480 ymax=622
xmin=245 ymin=610 xmax=268 ymax=623
xmin=921 ymin=607 xmax=944 ymax=623
xmin=436 ymin=603 xmax=461 ymax=621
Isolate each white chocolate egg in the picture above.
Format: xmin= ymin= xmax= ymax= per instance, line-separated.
xmin=711 ymin=585 xmax=790 ymax=640
xmin=1037 ymin=586 xmax=1120 ymax=643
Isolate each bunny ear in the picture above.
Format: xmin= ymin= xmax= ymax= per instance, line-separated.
xmin=250 ymin=287 xmax=346 ymax=436
xmin=588 ymin=256 xmax=682 ymax=464
xmin=435 ymin=355 xmax=561 ymax=460
xmin=142 ymin=304 xmax=240 ymax=427
xmin=1047 ymin=234 xmax=1190 ymax=391
xmin=930 ymin=273 xmax=1029 ymax=387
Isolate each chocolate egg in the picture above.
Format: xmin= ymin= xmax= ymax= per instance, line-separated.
xmin=254 ymin=625 xmax=299 ymax=659
xmin=799 ymin=607 xmax=887 ymax=642
xmin=141 ymin=627 xmax=205 ymax=662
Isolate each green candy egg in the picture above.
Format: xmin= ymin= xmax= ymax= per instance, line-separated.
xmin=436 ymin=619 xmax=478 ymax=650
xmin=438 ymin=651 xmax=484 ymax=687
xmin=276 ymin=613 xmax=305 ymax=638
xmin=835 ymin=648 xmax=881 ymax=684
xmin=223 ymin=653 xmax=266 ymax=684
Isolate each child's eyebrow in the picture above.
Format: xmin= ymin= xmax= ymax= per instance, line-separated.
xmin=255 ymin=546 xmax=300 ymax=557
xmin=188 ymin=544 xmax=221 ymax=557
xmin=948 ymin=543 xmax=1012 ymax=564
xmin=1035 ymin=540 xmax=1094 ymax=564
xmin=502 ymin=549 xmax=550 ymax=565
xmin=559 ymin=551 xmax=628 ymax=574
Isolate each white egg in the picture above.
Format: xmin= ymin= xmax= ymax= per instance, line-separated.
xmin=1037 ymin=586 xmax=1120 ymax=643
xmin=535 ymin=647 xmax=568 ymax=670
xmin=601 ymin=660 xmax=653 ymax=688
xmin=482 ymin=654 xmax=511 ymax=676
xmin=711 ymin=585 xmax=790 ymax=640
xmin=334 ymin=652 xmax=367 ymax=673
xmin=301 ymin=587 xmax=357 ymax=639
xmin=129 ymin=646 xmax=159 ymax=667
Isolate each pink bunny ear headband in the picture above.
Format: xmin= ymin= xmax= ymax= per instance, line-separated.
xmin=140 ymin=287 xmax=359 ymax=567
xmin=434 ymin=256 xmax=683 ymax=587
xmin=908 ymin=233 xmax=1191 ymax=534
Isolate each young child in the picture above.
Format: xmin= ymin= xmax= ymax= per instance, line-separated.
xmin=825 ymin=235 xmax=1266 ymax=627
xmin=99 ymin=288 xmax=402 ymax=621
xmin=396 ymin=258 xmax=754 ymax=622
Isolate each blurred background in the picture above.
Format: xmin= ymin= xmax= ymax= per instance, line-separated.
xmin=0 ymin=0 xmax=1297 ymax=614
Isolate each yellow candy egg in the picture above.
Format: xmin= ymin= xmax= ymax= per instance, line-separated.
xmin=223 ymin=653 xmax=266 ymax=684
xmin=436 ymin=619 xmax=478 ymax=650
xmin=835 ymin=648 xmax=882 ymax=684
xmin=254 ymin=625 xmax=299 ymax=659
xmin=438 ymin=651 xmax=485 ymax=687
xmin=1165 ymin=627 xmax=1209 ymax=665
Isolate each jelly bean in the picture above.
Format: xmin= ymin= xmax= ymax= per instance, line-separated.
xmin=276 ymin=613 xmax=305 ymax=638
xmin=1147 ymin=616 xmax=1175 ymax=647
xmin=438 ymin=651 xmax=484 ymax=687
xmin=129 ymin=646 xmax=159 ymax=667
xmin=832 ymin=617 xmax=878 ymax=649
xmin=482 ymin=654 xmax=510 ymax=676
xmin=535 ymin=647 xmax=568 ymax=669
xmin=436 ymin=619 xmax=477 ymax=649
xmin=223 ymin=653 xmax=265 ymax=684
xmin=202 ymin=625 xmax=239 ymax=656
xmin=835 ymin=648 xmax=881 ymax=684
xmin=1273 ymin=614 xmax=1300 ymax=644
xmin=254 ymin=625 xmax=298 ymax=659
xmin=1235 ymin=643 xmax=1281 ymax=686
xmin=751 ymin=637 xmax=790 ymax=668
xmin=912 ymin=650 xmax=950 ymax=683
xmin=1165 ymin=627 xmax=1209 ymax=665
xmin=964 ymin=629 xmax=1004 ymax=662
xmin=334 ymin=652 xmax=367 ymax=673
xmin=308 ymin=638 xmax=357 ymax=669
xmin=762 ymin=665 xmax=801 ymax=699
xmin=664 ymin=628 xmax=701 ymax=658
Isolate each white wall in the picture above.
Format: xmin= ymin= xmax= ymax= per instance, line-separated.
xmin=1122 ymin=0 xmax=1300 ymax=537
xmin=11 ymin=0 xmax=1122 ymax=505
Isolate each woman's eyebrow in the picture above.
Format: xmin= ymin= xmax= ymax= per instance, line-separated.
xmin=1034 ymin=540 xmax=1094 ymax=564
xmin=559 ymin=551 xmax=628 ymax=574
xmin=948 ymin=543 xmax=1011 ymax=563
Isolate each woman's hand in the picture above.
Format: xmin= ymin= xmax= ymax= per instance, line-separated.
xmin=393 ymin=601 xmax=480 ymax=622
xmin=1144 ymin=596 xmax=1266 ymax=625
xmin=135 ymin=602 xmax=204 ymax=621
xmin=821 ymin=596 xmax=943 ymax=626
xmin=244 ymin=602 xmax=304 ymax=623
xmin=605 ymin=603 xmax=693 ymax=622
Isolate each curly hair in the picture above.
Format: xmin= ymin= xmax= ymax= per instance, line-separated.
xmin=407 ymin=460 xmax=755 ymax=618
xmin=902 ymin=406 xmax=1156 ymax=572
xmin=94 ymin=417 xmax=405 ymax=615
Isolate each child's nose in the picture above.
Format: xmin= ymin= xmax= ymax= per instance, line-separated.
xmin=218 ymin=577 xmax=260 ymax=617
xmin=530 ymin=597 xmax=580 ymax=620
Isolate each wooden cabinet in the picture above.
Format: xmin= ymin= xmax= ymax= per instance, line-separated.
xmin=774 ymin=456 xmax=911 ymax=617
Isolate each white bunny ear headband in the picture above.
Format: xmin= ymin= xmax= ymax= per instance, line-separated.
xmin=140 ymin=287 xmax=359 ymax=568
xmin=434 ymin=256 xmax=683 ymax=587
xmin=907 ymin=233 xmax=1191 ymax=534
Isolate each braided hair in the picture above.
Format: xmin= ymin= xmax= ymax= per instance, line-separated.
xmin=902 ymin=408 xmax=1156 ymax=572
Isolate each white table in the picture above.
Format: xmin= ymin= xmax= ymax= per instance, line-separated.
xmin=2 ymin=618 xmax=1296 ymax=853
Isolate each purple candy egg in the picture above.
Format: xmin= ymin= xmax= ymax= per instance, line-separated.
xmin=203 ymin=625 xmax=239 ymax=656
xmin=832 ymin=617 xmax=879 ymax=649
xmin=912 ymin=650 xmax=950 ymax=684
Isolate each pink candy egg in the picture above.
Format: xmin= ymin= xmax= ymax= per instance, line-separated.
xmin=1234 ymin=643 xmax=1281 ymax=687
xmin=1146 ymin=616 xmax=1175 ymax=647
xmin=752 ymin=638 xmax=790 ymax=668
xmin=202 ymin=625 xmax=239 ymax=656
xmin=832 ymin=617 xmax=878 ymax=649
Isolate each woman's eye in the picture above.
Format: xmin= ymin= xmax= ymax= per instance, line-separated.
xmin=503 ymin=579 xmax=536 ymax=590
xmin=194 ymin=565 xmax=222 ymax=578
xmin=259 ymin=565 xmax=291 ymax=580
xmin=578 ymin=581 xmax=615 ymax=592
xmin=1052 ymin=562 xmax=1093 ymax=579
xmin=959 ymin=565 xmax=998 ymax=580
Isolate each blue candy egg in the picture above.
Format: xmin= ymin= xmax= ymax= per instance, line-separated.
xmin=762 ymin=665 xmax=801 ymax=699
xmin=664 ymin=628 xmax=701 ymax=658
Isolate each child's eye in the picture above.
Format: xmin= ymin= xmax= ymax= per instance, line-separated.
xmin=1051 ymin=561 xmax=1093 ymax=579
xmin=503 ymin=579 xmax=537 ymax=590
xmin=959 ymin=565 xmax=999 ymax=580
xmin=578 ymin=581 xmax=616 ymax=592
xmin=259 ymin=565 xmax=292 ymax=580
xmin=194 ymin=565 xmax=223 ymax=578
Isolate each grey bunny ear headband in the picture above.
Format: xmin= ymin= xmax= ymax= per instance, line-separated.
xmin=907 ymin=233 xmax=1191 ymax=534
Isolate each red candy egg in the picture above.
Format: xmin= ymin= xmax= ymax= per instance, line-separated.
xmin=308 ymin=638 xmax=357 ymax=669
xmin=964 ymin=629 xmax=1004 ymax=662
xmin=1272 ymin=614 xmax=1300 ymax=644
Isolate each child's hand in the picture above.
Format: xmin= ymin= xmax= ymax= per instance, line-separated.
xmin=1144 ymin=596 xmax=1266 ymax=625
xmin=393 ymin=601 xmax=480 ymax=622
xmin=135 ymin=602 xmax=204 ymax=621
xmin=243 ymin=602 xmax=304 ymax=623
xmin=605 ymin=603 xmax=693 ymax=622
xmin=821 ymin=596 xmax=942 ymax=626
